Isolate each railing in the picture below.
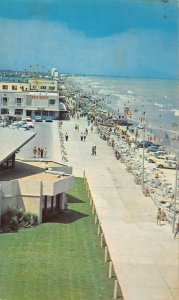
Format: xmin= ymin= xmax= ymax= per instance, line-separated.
xmin=83 ymin=171 xmax=123 ymax=300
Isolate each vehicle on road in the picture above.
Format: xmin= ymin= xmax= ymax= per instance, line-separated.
xmin=22 ymin=117 xmax=32 ymax=122
xmin=156 ymin=158 xmax=178 ymax=169
xmin=118 ymin=119 xmax=133 ymax=126
xmin=149 ymin=154 xmax=176 ymax=164
xmin=45 ymin=116 xmax=53 ymax=122
xmin=137 ymin=140 xmax=153 ymax=148
xmin=146 ymin=145 xmax=160 ymax=153
xmin=137 ymin=123 xmax=144 ymax=129
xmin=35 ymin=116 xmax=43 ymax=122
xmin=147 ymin=151 xmax=167 ymax=162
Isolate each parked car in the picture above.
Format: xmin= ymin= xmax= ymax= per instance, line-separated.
xmin=118 ymin=119 xmax=133 ymax=126
xmin=147 ymin=151 xmax=167 ymax=163
xmin=137 ymin=141 xmax=153 ymax=148
xmin=22 ymin=117 xmax=32 ymax=122
xmin=156 ymin=158 xmax=178 ymax=169
xmin=146 ymin=145 xmax=160 ymax=153
xmin=137 ymin=123 xmax=144 ymax=129
xmin=149 ymin=154 xmax=176 ymax=164
xmin=35 ymin=116 xmax=43 ymax=122
xmin=20 ymin=123 xmax=34 ymax=130
xmin=45 ymin=116 xmax=53 ymax=122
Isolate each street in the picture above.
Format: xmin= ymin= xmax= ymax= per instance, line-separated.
xmin=16 ymin=121 xmax=59 ymax=161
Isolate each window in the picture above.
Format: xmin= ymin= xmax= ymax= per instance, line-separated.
xmin=49 ymin=86 xmax=55 ymax=90
xmin=1 ymin=97 xmax=8 ymax=105
xmin=16 ymin=98 xmax=23 ymax=106
xmin=2 ymin=85 xmax=8 ymax=90
xmin=26 ymin=98 xmax=32 ymax=106
xmin=1 ymin=108 xmax=9 ymax=114
xmin=12 ymin=85 xmax=17 ymax=90
xmin=40 ymin=86 xmax=47 ymax=90
xmin=15 ymin=109 xmax=23 ymax=115
xmin=49 ymin=111 xmax=55 ymax=116
xmin=49 ymin=99 xmax=55 ymax=105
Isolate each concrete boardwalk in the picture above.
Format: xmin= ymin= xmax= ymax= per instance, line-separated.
xmin=61 ymin=118 xmax=179 ymax=300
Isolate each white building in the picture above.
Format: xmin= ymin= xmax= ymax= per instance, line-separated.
xmin=0 ymin=78 xmax=67 ymax=120
xmin=0 ymin=128 xmax=74 ymax=223
xmin=51 ymin=68 xmax=59 ymax=79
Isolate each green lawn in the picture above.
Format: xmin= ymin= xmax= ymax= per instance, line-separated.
xmin=0 ymin=177 xmax=116 ymax=300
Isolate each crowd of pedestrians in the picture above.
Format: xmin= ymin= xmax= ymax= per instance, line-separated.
xmin=33 ymin=146 xmax=47 ymax=158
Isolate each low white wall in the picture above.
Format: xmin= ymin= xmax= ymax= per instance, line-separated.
xmin=18 ymin=179 xmax=43 ymax=196
xmin=0 ymin=176 xmax=74 ymax=224
xmin=0 ymin=180 xmax=18 ymax=215
xmin=43 ymin=176 xmax=74 ymax=196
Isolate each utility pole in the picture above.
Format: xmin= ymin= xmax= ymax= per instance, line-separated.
xmin=172 ymin=151 xmax=179 ymax=232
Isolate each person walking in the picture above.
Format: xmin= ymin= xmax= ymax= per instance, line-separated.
xmin=91 ymin=146 xmax=94 ymax=155
xmin=37 ymin=147 xmax=41 ymax=158
xmin=65 ymin=133 xmax=69 ymax=141
xmin=156 ymin=208 xmax=162 ymax=225
xmin=174 ymin=217 xmax=179 ymax=238
xmin=43 ymin=147 xmax=47 ymax=158
xmin=33 ymin=146 xmax=37 ymax=158
xmin=80 ymin=133 xmax=84 ymax=141
xmin=40 ymin=147 xmax=44 ymax=158
xmin=83 ymin=132 xmax=87 ymax=141
xmin=93 ymin=146 xmax=96 ymax=156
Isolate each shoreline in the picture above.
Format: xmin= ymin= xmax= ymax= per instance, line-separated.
xmin=66 ymin=75 xmax=179 ymax=151
xmin=64 ymin=76 xmax=179 ymax=222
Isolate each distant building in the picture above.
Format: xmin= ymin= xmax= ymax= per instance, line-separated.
xmin=51 ymin=68 xmax=59 ymax=79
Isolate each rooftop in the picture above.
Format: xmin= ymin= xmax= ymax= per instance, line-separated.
xmin=0 ymin=76 xmax=29 ymax=83
xmin=0 ymin=128 xmax=36 ymax=164
xmin=0 ymin=160 xmax=71 ymax=182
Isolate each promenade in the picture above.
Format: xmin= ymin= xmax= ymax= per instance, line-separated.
xmin=61 ymin=117 xmax=179 ymax=300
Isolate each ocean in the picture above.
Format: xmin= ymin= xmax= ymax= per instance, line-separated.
xmin=72 ymin=76 xmax=179 ymax=148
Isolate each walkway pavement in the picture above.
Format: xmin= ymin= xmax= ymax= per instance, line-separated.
xmin=61 ymin=117 xmax=179 ymax=300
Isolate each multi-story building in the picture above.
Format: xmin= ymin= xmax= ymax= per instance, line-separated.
xmin=0 ymin=77 xmax=67 ymax=120
xmin=51 ymin=68 xmax=59 ymax=79
xmin=29 ymin=79 xmax=58 ymax=92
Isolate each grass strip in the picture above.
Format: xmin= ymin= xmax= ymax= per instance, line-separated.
xmin=0 ymin=177 xmax=118 ymax=300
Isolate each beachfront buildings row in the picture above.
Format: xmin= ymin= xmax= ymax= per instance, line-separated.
xmin=0 ymin=77 xmax=69 ymax=121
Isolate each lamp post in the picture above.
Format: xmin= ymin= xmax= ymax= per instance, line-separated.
xmin=172 ymin=151 xmax=179 ymax=232
xmin=142 ymin=124 xmax=146 ymax=193
xmin=164 ymin=144 xmax=179 ymax=232
xmin=141 ymin=115 xmax=148 ymax=193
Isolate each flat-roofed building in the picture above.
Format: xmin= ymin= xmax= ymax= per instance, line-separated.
xmin=0 ymin=127 xmax=36 ymax=173
xmin=29 ymin=79 xmax=58 ymax=92
xmin=0 ymin=128 xmax=74 ymax=223
xmin=0 ymin=81 xmax=30 ymax=93
xmin=0 ymin=76 xmax=68 ymax=121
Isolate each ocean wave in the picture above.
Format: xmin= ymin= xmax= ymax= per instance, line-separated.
xmin=91 ymin=82 xmax=100 ymax=86
xmin=111 ymin=93 xmax=121 ymax=97
xmin=155 ymin=102 xmax=164 ymax=108
xmin=171 ymin=109 xmax=179 ymax=117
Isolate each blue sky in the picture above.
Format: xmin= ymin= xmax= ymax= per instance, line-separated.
xmin=0 ymin=0 xmax=178 ymax=78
